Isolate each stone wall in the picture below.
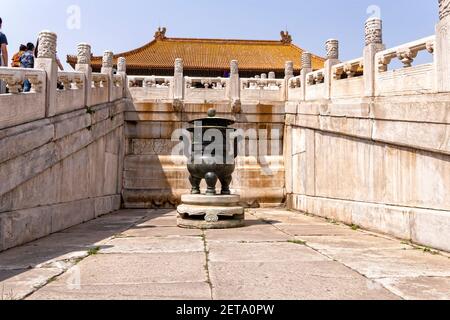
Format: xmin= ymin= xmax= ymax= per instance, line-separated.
xmin=0 ymin=100 xmax=127 ymax=251
xmin=285 ymin=9 xmax=450 ymax=252
xmin=0 ymin=33 xmax=128 ymax=251
xmin=285 ymin=95 xmax=450 ymax=252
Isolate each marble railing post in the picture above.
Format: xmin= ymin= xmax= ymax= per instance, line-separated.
xmin=101 ymin=50 xmax=114 ymax=102
xmin=117 ymin=57 xmax=127 ymax=97
xmin=34 ymin=31 xmax=58 ymax=117
xmin=173 ymin=58 xmax=184 ymax=111
xmin=436 ymin=0 xmax=450 ymax=92
xmin=363 ymin=18 xmax=385 ymax=96
xmin=75 ymin=43 xmax=92 ymax=107
xmin=324 ymin=39 xmax=340 ymax=99
xmin=301 ymin=52 xmax=312 ymax=100
xmin=230 ymin=60 xmax=241 ymax=113
xmin=284 ymin=61 xmax=294 ymax=100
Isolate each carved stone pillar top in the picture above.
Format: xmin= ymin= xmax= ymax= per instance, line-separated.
xmin=440 ymin=0 xmax=450 ymax=20
xmin=117 ymin=57 xmax=126 ymax=73
xmin=325 ymin=39 xmax=339 ymax=60
xmin=175 ymin=58 xmax=183 ymax=74
xmin=77 ymin=43 xmax=92 ymax=65
xmin=285 ymin=61 xmax=294 ymax=78
xmin=230 ymin=60 xmax=239 ymax=75
xmin=302 ymin=52 xmax=312 ymax=69
xmin=365 ymin=18 xmax=383 ymax=46
xmin=37 ymin=30 xmax=57 ymax=59
xmin=102 ymin=51 xmax=114 ymax=69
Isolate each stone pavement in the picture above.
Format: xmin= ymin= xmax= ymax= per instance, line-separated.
xmin=1 ymin=209 xmax=449 ymax=300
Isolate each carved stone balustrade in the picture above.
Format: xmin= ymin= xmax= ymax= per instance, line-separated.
xmin=306 ymin=70 xmax=325 ymax=85
xmin=0 ymin=68 xmax=47 ymax=129
xmin=0 ymin=68 xmax=45 ymax=94
xmin=113 ymin=74 xmax=124 ymax=88
xmin=57 ymin=72 xmax=84 ymax=91
xmin=185 ymin=77 xmax=227 ymax=89
xmin=92 ymin=73 xmax=108 ymax=88
xmin=288 ymin=76 xmax=302 ymax=89
xmin=333 ymin=58 xmax=364 ymax=79
xmin=241 ymin=78 xmax=283 ymax=90
xmin=184 ymin=77 xmax=229 ymax=102
xmin=376 ymin=36 xmax=436 ymax=71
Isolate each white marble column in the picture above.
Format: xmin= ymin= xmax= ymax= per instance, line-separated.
xmin=230 ymin=60 xmax=241 ymax=113
xmin=117 ymin=57 xmax=127 ymax=97
xmin=436 ymin=0 xmax=450 ymax=92
xmin=34 ymin=31 xmax=58 ymax=117
xmin=173 ymin=58 xmax=184 ymax=111
xmin=75 ymin=43 xmax=93 ymax=107
xmin=301 ymin=52 xmax=312 ymax=100
xmin=324 ymin=39 xmax=340 ymax=99
xmin=363 ymin=18 xmax=385 ymax=97
xmin=284 ymin=61 xmax=294 ymax=100
xmin=101 ymin=50 xmax=114 ymax=102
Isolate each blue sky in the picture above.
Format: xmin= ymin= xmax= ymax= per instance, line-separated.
xmin=1 ymin=0 xmax=439 ymax=69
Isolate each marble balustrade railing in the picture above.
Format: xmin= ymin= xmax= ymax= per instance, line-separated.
xmin=126 ymin=74 xmax=288 ymax=104
xmin=56 ymin=71 xmax=86 ymax=114
xmin=0 ymin=68 xmax=47 ymax=129
xmin=0 ymin=31 xmax=127 ymax=130
xmin=375 ymin=36 xmax=436 ymax=96
xmin=287 ymin=35 xmax=438 ymax=102
xmin=127 ymin=76 xmax=173 ymax=101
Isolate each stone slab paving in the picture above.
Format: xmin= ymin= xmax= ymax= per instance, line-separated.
xmin=0 ymin=208 xmax=449 ymax=300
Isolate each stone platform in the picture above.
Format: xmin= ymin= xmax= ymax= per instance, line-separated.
xmin=177 ymin=195 xmax=245 ymax=229
xmin=2 ymin=208 xmax=450 ymax=300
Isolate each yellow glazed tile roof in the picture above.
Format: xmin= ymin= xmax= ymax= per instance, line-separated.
xmin=67 ymin=32 xmax=325 ymax=72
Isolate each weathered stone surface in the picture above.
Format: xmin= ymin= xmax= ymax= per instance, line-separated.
xmin=33 ymin=252 xmax=207 ymax=285
xmin=120 ymin=226 xmax=202 ymax=238
xmin=205 ymin=223 xmax=290 ymax=242
xmin=209 ymin=261 xmax=398 ymax=300
xmin=0 ymin=243 xmax=88 ymax=270
xmin=319 ymin=248 xmax=450 ymax=278
xmin=411 ymin=209 xmax=450 ymax=252
xmin=312 ymin=131 xmax=450 ymax=212
xmin=0 ymin=268 xmax=63 ymax=300
xmin=136 ymin=215 xmax=177 ymax=227
xmin=288 ymin=194 xmax=450 ymax=247
xmin=1 ymin=208 xmax=450 ymax=300
xmin=94 ymin=195 xmax=122 ymax=218
xmin=178 ymin=217 xmax=246 ymax=230
xmin=0 ymin=207 xmax=53 ymax=252
xmin=28 ymin=282 xmax=211 ymax=300
xmin=207 ymin=241 xmax=329 ymax=263
xmin=0 ymin=89 xmax=47 ymax=130
xmin=373 ymin=120 xmax=450 ymax=155
xmin=50 ymin=199 xmax=96 ymax=233
xmin=376 ymin=277 xmax=450 ymax=300
xmin=0 ymin=124 xmax=54 ymax=164
xmin=100 ymin=236 xmax=204 ymax=254
xmin=299 ymin=235 xmax=410 ymax=252
xmin=54 ymin=113 xmax=91 ymax=140
xmin=274 ymin=224 xmax=357 ymax=237
xmin=0 ymin=142 xmax=58 ymax=196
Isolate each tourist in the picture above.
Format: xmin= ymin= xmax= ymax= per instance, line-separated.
xmin=0 ymin=17 xmax=8 ymax=67
xmin=20 ymin=42 xmax=35 ymax=92
xmin=0 ymin=17 xmax=8 ymax=94
xmin=11 ymin=45 xmax=27 ymax=67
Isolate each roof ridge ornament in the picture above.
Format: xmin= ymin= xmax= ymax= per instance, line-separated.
xmin=154 ymin=27 xmax=167 ymax=41
xmin=280 ymin=30 xmax=292 ymax=44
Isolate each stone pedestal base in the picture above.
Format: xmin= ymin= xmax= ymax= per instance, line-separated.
xmin=177 ymin=194 xmax=245 ymax=229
